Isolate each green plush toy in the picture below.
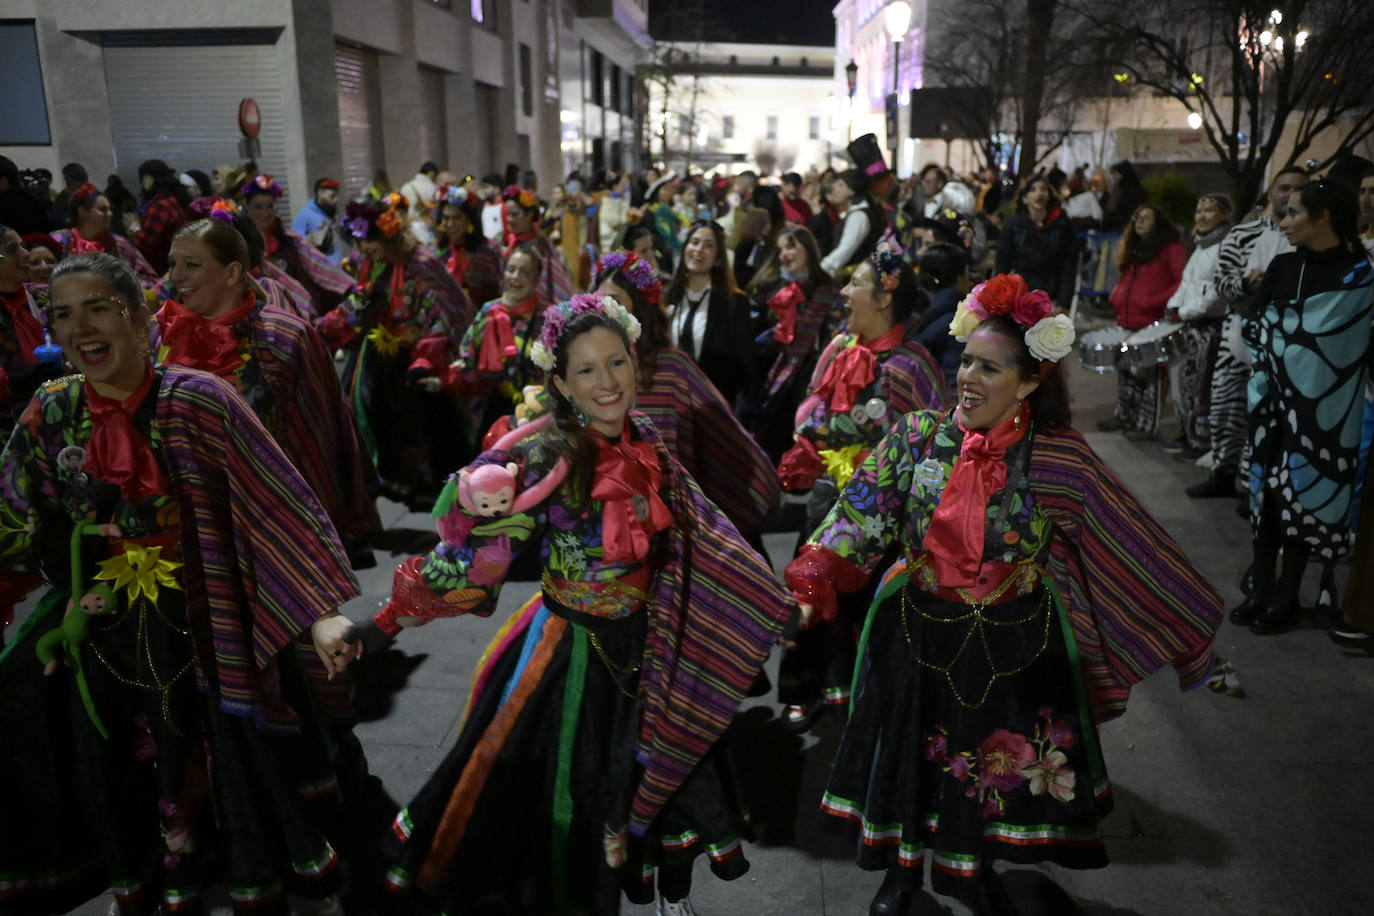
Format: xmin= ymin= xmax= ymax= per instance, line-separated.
xmin=34 ymin=521 xmax=115 ymax=739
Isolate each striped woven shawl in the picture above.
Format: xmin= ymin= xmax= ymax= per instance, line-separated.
xmin=1029 ymin=426 xmax=1223 ymax=722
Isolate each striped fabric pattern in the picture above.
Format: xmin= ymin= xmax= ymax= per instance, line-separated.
xmin=156 ymin=367 xmax=359 ymax=731
xmin=286 ymin=229 xmax=353 ymax=296
xmin=632 ymin=413 xmax=792 ymax=833
xmin=1212 ymin=215 xmax=1269 ymax=306
xmin=259 ymin=261 xmax=315 ymax=321
xmin=636 ymin=348 xmax=779 ymax=534
xmin=52 ymin=230 xmax=160 ymax=288
xmin=1029 ymin=427 xmax=1223 ymax=721
xmin=762 ymin=283 xmax=845 ymax=405
xmin=248 ymin=307 xmax=382 ymax=543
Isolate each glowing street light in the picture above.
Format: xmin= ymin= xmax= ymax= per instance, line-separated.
xmin=1187 ymin=112 xmax=1203 ymax=130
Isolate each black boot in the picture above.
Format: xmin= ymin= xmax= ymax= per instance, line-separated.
xmin=1238 ymin=564 xmax=1257 ymax=595
xmin=1187 ymin=470 xmax=1237 ymax=499
xmin=869 ymin=866 xmax=919 ymax=915
xmin=1250 ymin=598 xmax=1301 ymax=635
xmin=1229 ymin=591 xmax=1268 ymax=626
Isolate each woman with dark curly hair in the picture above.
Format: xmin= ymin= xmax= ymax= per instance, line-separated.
xmin=994 ymin=175 xmax=1081 ymax=311
xmin=1101 ymin=204 xmax=1184 ymax=440
xmin=791 ymin=282 xmax=1221 ymax=915
xmin=773 ymin=249 xmax=949 ymax=733
xmin=435 ymin=184 xmax=504 ymax=308
xmin=319 ymin=193 xmax=475 ymax=510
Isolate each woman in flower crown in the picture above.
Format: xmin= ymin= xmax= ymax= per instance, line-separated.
xmin=51 ymin=182 xmax=160 ymax=287
xmin=241 ymin=175 xmax=352 ymax=317
xmin=744 ymin=224 xmax=845 ymax=462
xmin=450 ymin=242 xmax=546 ymax=436
xmin=773 ymin=248 xmax=948 ymax=733
xmin=435 ymin=184 xmax=504 ymax=307
xmin=157 ymin=216 xmax=382 ymax=566
xmin=370 ymin=292 xmax=791 ymax=916
xmin=0 ymin=252 xmax=365 ymax=916
xmin=789 ymin=274 xmax=1223 ymax=915
xmin=320 ymin=192 xmax=474 ymax=511
xmin=502 ymin=184 xmax=575 ymax=305
xmin=593 ymin=249 xmax=779 ymax=542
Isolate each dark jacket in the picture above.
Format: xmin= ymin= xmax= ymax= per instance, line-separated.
xmin=911 ymin=286 xmax=963 ymax=392
xmin=670 ymin=286 xmax=755 ymax=412
xmin=995 ymin=207 xmax=1082 ymax=310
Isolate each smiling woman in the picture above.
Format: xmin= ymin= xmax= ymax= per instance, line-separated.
xmin=789 ymin=276 xmax=1223 ymax=914
xmin=371 ymin=292 xmax=790 ymax=915
xmin=0 ymin=252 xmax=367 ymax=916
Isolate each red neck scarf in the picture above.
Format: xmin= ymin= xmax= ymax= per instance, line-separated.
xmin=768 ymin=282 xmax=806 ymax=345
xmin=502 ymin=227 xmax=536 ymax=261
xmin=263 ymin=219 xmax=283 ymax=259
xmin=813 ymin=324 xmax=904 ymax=414
xmin=69 ymin=227 xmax=112 ymax=256
xmin=83 ymin=366 xmax=169 ymax=504
xmin=477 ymin=295 xmax=540 ymax=373
xmin=922 ymin=404 xmax=1030 ymax=588
xmin=446 ymin=246 xmax=471 ymax=284
xmin=156 ymin=290 xmax=256 ymax=378
xmin=589 ymin=424 xmax=674 ymax=566
xmin=2 ymin=287 xmax=46 ymax=365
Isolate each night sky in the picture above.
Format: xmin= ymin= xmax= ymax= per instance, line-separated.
xmin=647 ymin=0 xmax=836 ymax=46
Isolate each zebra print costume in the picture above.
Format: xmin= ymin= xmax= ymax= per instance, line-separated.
xmin=1207 ymin=215 xmax=1272 ymax=474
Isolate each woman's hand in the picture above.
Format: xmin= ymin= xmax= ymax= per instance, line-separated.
xmin=312 ymin=612 xmax=363 ymax=678
xmin=413 ymin=376 xmax=444 ymax=393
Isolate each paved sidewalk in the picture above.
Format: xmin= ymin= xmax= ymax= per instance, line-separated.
xmin=56 ymin=350 xmax=1374 ymax=915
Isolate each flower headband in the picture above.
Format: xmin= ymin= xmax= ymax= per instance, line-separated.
xmin=502 ymin=185 xmax=539 ymax=210
xmin=949 ymin=273 xmax=1075 ymax=362
xmin=345 ymin=192 xmax=410 ymax=240
xmin=242 ymin=175 xmax=283 ymax=199
xmin=72 ymin=183 xmax=103 ymax=207
xmin=870 ymin=247 xmax=906 ymax=293
xmin=595 ymin=251 xmax=662 ymax=306
xmin=530 ymin=293 xmax=642 ymax=372
xmin=190 ymin=196 xmax=239 ymax=225
xmin=441 ymin=184 xmax=470 ymax=206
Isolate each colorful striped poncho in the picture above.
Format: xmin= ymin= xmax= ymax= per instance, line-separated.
xmin=379 ymin=411 xmax=792 ymax=833
xmin=0 ymin=368 xmax=360 ymax=730
xmin=52 ymin=228 xmax=160 ymax=288
xmin=264 ymin=224 xmax=353 ymax=315
xmin=154 ymin=298 xmax=381 ymax=547
xmin=636 ymin=347 xmax=779 ymax=536
xmin=800 ymin=409 xmax=1222 ymax=724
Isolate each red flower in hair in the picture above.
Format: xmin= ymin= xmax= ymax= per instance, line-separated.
xmin=1012 ymin=289 xmax=1053 ymax=327
xmin=978 ymin=274 xmax=1028 ymax=316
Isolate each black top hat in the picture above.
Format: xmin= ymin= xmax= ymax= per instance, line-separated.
xmin=847 ymin=134 xmax=890 ymax=179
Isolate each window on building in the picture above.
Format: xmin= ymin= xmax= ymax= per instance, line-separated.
xmin=766 ymin=116 xmax=777 ymax=140
xmin=519 ymin=42 xmax=533 ymax=116
xmin=809 ymin=116 xmax=820 ymax=140
xmin=610 ymin=63 xmax=622 ymax=113
xmin=590 ymin=50 xmax=605 ymax=107
xmin=470 ymin=0 xmax=494 ymax=25
xmin=723 ymin=115 xmax=734 ymax=139
xmin=0 ymin=22 xmax=50 ymax=144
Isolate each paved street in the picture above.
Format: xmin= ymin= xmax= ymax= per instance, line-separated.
xmin=53 ymin=342 xmax=1374 ymax=916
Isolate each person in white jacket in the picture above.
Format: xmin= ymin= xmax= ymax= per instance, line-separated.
xmin=399 ymin=161 xmax=440 ymax=246
xmin=1165 ymin=193 xmax=1234 ymax=458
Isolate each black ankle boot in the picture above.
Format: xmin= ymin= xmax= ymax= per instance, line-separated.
xmin=1238 ymin=564 xmax=1257 ymax=596
xmin=1186 ymin=471 xmax=1236 ymax=499
xmin=1250 ymin=599 xmax=1301 ymax=635
xmin=1229 ymin=591 xmax=1268 ymax=626
xmin=869 ymin=866 xmax=918 ymax=915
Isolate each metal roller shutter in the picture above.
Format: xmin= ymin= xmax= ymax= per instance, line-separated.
xmin=336 ymin=44 xmax=383 ymax=202
xmin=103 ymin=37 xmax=292 ymax=215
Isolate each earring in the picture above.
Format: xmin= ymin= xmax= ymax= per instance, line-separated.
xmin=1013 ymin=400 xmax=1024 ymax=430
xmin=570 ymin=398 xmax=588 ymax=428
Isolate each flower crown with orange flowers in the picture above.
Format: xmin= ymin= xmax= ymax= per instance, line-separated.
xmin=345 ymin=191 xmax=410 ymax=240
xmin=595 ymin=251 xmax=662 ymax=306
xmin=242 ymin=174 xmax=283 ymax=199
xmin=502 ymin=185 xmax=540 ymax=211
xmin=190 ymin=196 xmax=239 ymax=225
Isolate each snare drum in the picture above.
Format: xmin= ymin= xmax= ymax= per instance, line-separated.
xmin=1122 ymin=320 xmax=1182 ymax=372
xmin=1078 ymin=326 xmax=1131 ymax=373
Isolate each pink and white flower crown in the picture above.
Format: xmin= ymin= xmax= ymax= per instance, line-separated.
xmin=948 ymin=272 xmax=1075 ymax=363
xmin=530 ymin=293 xmax=642 ymax=372
xmin=595 ymin=251 xmax=662 ymax=306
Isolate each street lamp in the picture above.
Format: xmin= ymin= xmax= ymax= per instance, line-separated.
xmin=845 ymin=59 xmax=859 ymax=142
xmin=884 ymin=1 xmax=912 ymax=172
